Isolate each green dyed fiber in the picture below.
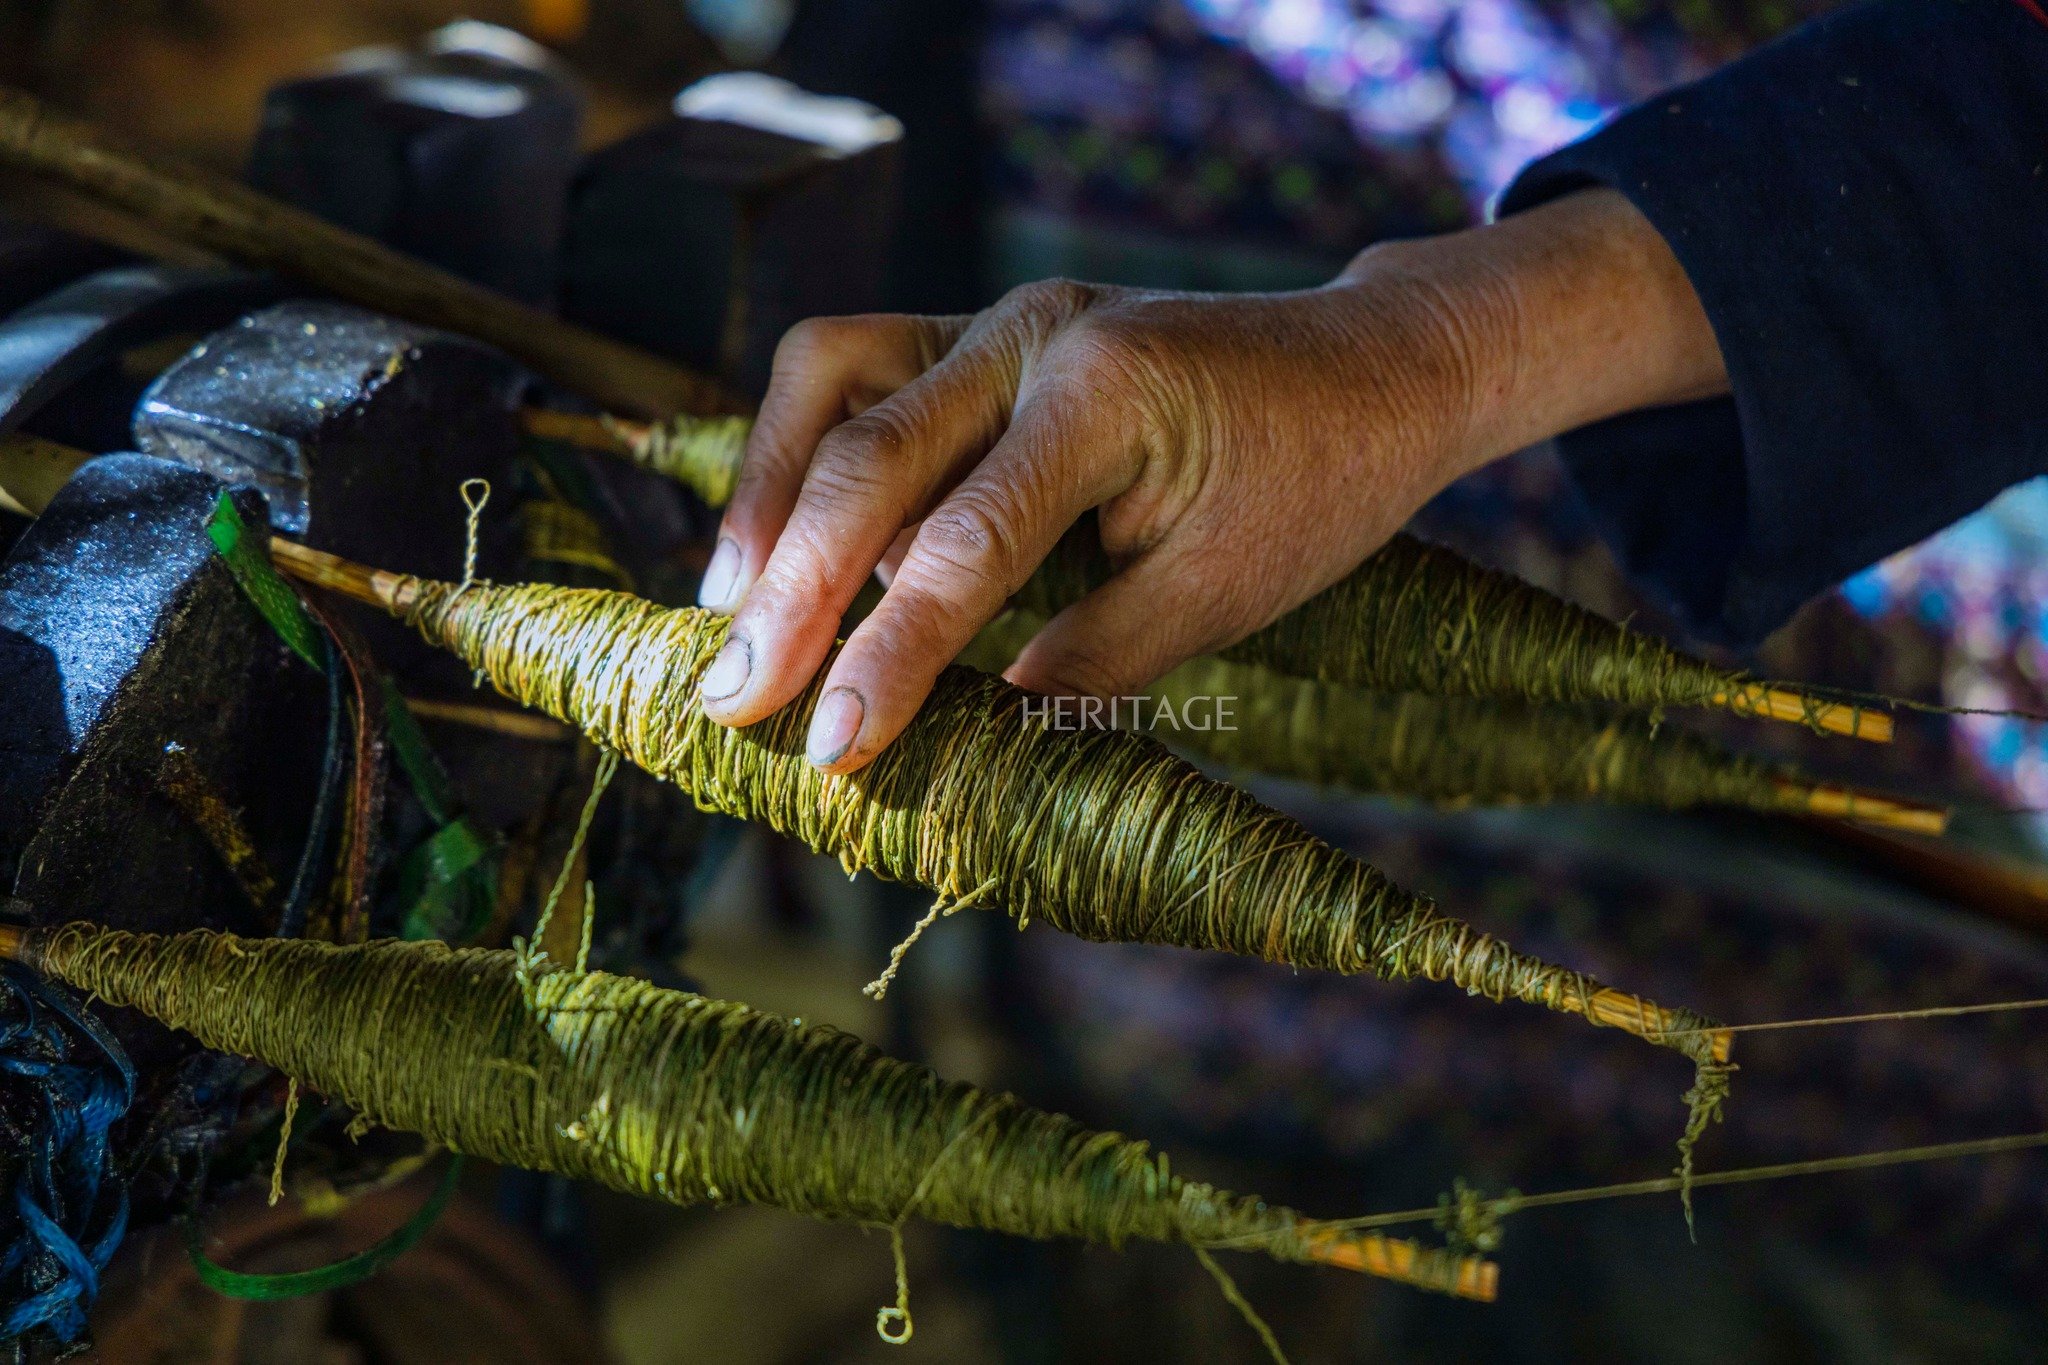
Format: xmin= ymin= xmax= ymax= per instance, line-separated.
xmin=386 ymin=575 xmax=1720 ymax=1070
xmin=24 ymin=925 xmax=1481 ymax=1296
xmin=964 ymin=611 xmax=1809 ymax=815
xmin=1011 ymin=528 xmax=1749 ymax=712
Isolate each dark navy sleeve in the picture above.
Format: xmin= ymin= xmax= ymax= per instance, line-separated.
xmin=1496 ymin=0 xmax=2048 ymax=646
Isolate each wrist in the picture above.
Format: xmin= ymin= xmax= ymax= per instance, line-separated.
xmin=1334 ymin=188 xmax=1728 ymax=482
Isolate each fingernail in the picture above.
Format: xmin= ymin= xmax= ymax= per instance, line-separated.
xmin=699 ymin=634 xmax=751 ymax=703
xmin=697 ymin=537 xmax=740 ymax=609
xmin=808 ymin=686 xmax=864 ymax=767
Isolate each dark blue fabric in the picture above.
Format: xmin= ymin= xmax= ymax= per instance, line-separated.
xmin=1498 ymin=0 xmax=2048 ymax=646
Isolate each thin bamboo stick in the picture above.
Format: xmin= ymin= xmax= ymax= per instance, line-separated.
xmin=1783 ymin=781 xmax=1947 ymax=837
xmin=1718 ymin=683 xmax=1893 ymax=743
xmin=405 ymin=697 xmax=576 ymax=743
xmin=0 ymin=432 xmax=91 ymax=517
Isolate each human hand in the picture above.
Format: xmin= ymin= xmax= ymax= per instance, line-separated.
xmin=693 ymin=189 xmax=1725 ymax=773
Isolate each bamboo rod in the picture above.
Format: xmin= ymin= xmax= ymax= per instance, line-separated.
xmin=405 ymin=697 xmax=576 ymax=743
xmin=1306 ymin=1229 xmax=1498 ymax=1300
xmin=0 ymin=432 xmax=91 ymax=517
xmin=1783 ymin=780 xmax=1949 ymax=837
xmin=1716 ymin=683 xmax=1892 ymax=743
xmin=0 ymin=87 xmax=741 ymax=421
xmin=268 ymin=537 xmax=418 ymax=614
xmin=520 ymin=407 xmax=629 ymax=451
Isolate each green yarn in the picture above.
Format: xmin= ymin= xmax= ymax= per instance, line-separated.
xmin=26 ymin=926 xmax=1492 ymax=1306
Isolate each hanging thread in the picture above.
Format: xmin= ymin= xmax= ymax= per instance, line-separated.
xmin=268 ymin=1080 xmax=299 ymax=1208
xmin=522 ymin=749 xmax=621 ymax=981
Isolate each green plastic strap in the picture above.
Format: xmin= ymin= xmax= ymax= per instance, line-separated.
xmin=187 ymin=1156 xmax=464 ymax=1302
xmin=398 ymin=819 xmax=496 ymax=943
xmin=206 ymin=492 xmax=322 ymax=668
xmin=379 ymin=676 xmax=458 ymax=826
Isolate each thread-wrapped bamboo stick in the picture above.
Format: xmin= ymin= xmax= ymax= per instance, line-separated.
xmin=0 ymin=87 xmax=738 ymax=420
xmin=961 ymin=613 xmax=1946 ymax=835
xmin=0 ymin=924 xmax=1497 ymax=1308
xmin=521 ymin=409 xmax=1891 ymax=743
xmin=269 ymin=537 xmax=1731 ymax=1074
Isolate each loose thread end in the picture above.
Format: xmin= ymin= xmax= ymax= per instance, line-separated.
xmin=863 ymin=898 xmax=947 ymax=1002
xmin=458 ymin=478 xmax=492 ymax=592
xmin=1673 ymin=1059 xmax=1736 ymax=1240
xmin=1193 ymin=1244 xmax=1291 ymax=1365
xmin=268 ymin=1078 xmax=300 ymax=1208
xmin=875 ymin=1223 xmax=914 ymax=1346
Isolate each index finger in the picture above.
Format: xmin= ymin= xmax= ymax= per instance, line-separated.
xmin=701 ymin=313 xmax=966 ymax=611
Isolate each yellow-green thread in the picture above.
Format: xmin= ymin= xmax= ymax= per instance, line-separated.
xmin=397 ymin=578 xmax=1717 ymax=1052
xmin=388 ymin=576 xmax=1729 ymax=1201
xmin=966 ymin=613 xmax=1831 ymax=815
xmin=24 ymin=925 xmax=1489 ymax=1316
xmin=617 ymin=414 xmax=750 ymax=508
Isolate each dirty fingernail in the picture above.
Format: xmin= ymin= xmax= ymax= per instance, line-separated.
xmin=697 ymin=537 xmax=741 ymax=609
xmin=808 ymin=687 xmax=864 ymax=767
xmin=699 ymin=635 xmax=751 ymax=704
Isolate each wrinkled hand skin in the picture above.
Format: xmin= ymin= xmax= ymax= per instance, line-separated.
xmin=695 ymin=188 xmax=1729 ymax=774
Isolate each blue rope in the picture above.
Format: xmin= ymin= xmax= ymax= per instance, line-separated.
xmin=0 ymin=962 xmax=134 ymax=1343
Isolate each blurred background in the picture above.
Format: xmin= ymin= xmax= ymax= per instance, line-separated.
xmin=7 ymin=1 xmax=2048 ymax=1361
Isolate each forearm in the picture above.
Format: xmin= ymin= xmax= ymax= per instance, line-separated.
xmin=1330 ymin=189 xmax=1727 ymax=494
xmin=1497 ymin=0 xmax=2048 ymax=644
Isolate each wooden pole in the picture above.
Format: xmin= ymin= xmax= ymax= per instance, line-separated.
xmin=0 ymin=87 xmax=742 ymax=421
xmin=0 ymin=432 xmax=90 ymax=517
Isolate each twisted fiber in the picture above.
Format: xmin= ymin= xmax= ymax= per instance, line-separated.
xmin=1014 ymin=531 xmax=1742 ymax=710
xmin=1158 ymin=667 xmax=1800 ymax=811
xmin=24 ymin=925 xmax=1474 ymax=1291
xmin=621 ymin=414 xmax=750 ymax=508
xmin=966 ymin=613 xmax=1804 ymax=814
xmin=398 ymin=580 xmax=1721 ymax=1071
